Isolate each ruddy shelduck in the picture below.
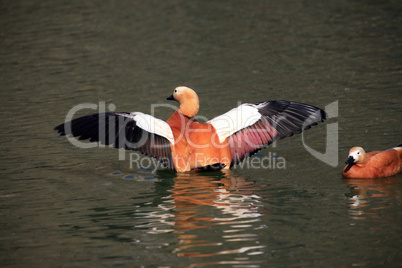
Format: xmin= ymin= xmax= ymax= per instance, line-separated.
xmin=55 ymin=86 xmax=326 ymax=172
xmin=343 ymin=145 xmax=402 ymax=179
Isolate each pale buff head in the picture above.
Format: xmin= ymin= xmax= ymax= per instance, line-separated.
xmin=347 ymin=146 xmax=367 ymax=165
xmin=167 ymin=86 xmax=200 ymax=117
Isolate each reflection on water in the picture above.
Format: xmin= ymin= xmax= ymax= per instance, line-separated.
xmin=134 ymin=170 xmax=268 ymax=265
xmin=87 ymin=170 xmax=270 ymax=266
xmin=344 ymin=177 xmax=402 ymax=223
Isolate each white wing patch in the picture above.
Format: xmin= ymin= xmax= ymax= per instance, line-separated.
xmin=116 ymin=112 xmax=175 ymax=145
xmin=208 ymin=104 xmax=262 ymax=143
xmin=392 ymin=146 xmax=402 ymax=151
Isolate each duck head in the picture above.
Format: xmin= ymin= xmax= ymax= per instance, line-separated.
xmin=344 ymin=146 xmax=366 ymax=172
xmin=167 ymin=86 xmax=200 ymax=118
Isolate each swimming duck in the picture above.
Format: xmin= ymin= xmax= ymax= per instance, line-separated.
xmin=343 ymin=145 xmax=402 ymax=179
xmin=55 ymin=86 xmax=326 ymax=172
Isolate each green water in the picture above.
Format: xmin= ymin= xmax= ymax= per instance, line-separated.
xmin=1 ymin=0 xmax=401 ymax=267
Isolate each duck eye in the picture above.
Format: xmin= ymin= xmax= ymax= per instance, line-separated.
xmin=174 ymin=89 xmax=177 ymax=93
xmin=357 ymin=152 xmax=360 ymax=155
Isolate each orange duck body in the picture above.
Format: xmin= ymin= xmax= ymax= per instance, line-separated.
xmin=55 ymin=86 xmax=326 ymax=172
xmin=342 ymin=146 xmax=402 ymax=179
xmin=166 ymin=110 xmax=232 ymax=171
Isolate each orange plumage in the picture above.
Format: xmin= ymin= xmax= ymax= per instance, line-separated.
xmin=342 ymin=145 xmax=402 ymax=179
xmin=166 ymin=110 xmax=232 ymax=172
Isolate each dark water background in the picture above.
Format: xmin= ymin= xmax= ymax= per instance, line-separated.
xmin=1 ymin=0 xmax=401 ymax=267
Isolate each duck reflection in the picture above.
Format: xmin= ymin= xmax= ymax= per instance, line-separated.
xmin=344 ymin=176 xmax=402 ymax=221
xmin=137 ymin=169 xmax=269 ymax=261
xmin=171 ymin=170 xmax=266 ymax=231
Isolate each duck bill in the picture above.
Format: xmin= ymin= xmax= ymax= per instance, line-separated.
xmin=167 ymin=95 xmax=174 ymax=100
xmin=344 ymin=163 xmax=354 ymax=173
xmin=345 ymin=156 xmax=354 ymax=165
xmin=344 ymin=156 xmax=355 ymax=173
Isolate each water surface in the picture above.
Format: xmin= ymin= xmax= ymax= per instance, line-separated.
xmin=1 ymin=0 xmax=401 ymax=267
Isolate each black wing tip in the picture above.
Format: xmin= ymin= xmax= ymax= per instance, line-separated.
xmin=54 ymin=124 xmax=66 ymax=135
xmin=256 ymin=100 xmax=327 ymax=121
xmin=309 ymin=108 xmax=327 ymax=125
xmin=53 ymin=112 xmax=125 ymax=137
xmin=300 ymin=108 xmax=326 ymax=132
xmin=320 ymin=109 xmax=328 ymax=121
xmin=292 ymin=101 xmax=327 ymax=122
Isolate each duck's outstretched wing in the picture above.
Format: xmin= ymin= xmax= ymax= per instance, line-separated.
xmin=208 ymin=101 xmax=327 ymax=166
xmin=54 ymin=112 xmax=175 ymax=169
